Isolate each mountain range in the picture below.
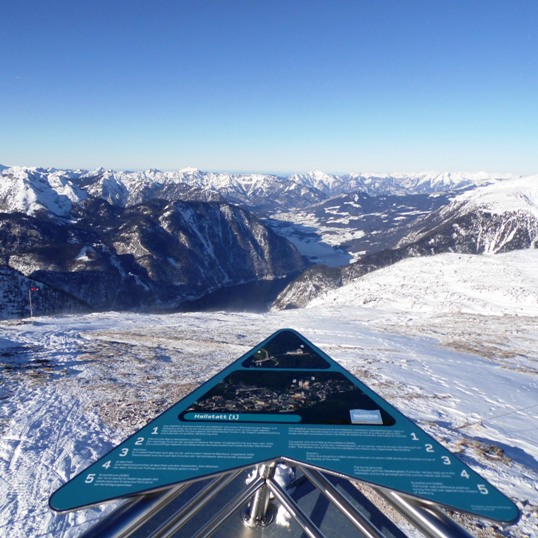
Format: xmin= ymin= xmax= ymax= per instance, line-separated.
xmin=0 ymin=166 xmax=515 ymax=216
xmin=0 ymin=165 xmax=536 ymax=318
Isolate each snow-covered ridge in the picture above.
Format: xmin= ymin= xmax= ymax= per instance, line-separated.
xmin=338 ymin=170 xmax=516 ymax=196
xmin=390 ymin=174 xmax=538 ymax=255
xmin=310 ymin=249 xmax=538 ymax=316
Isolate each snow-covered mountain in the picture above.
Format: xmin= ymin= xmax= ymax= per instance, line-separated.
xmin=395 ymin=175 xmax=538 ymax=255
xmin=80 ymin=167 xmax=225 ymax=208
xmin=1 ymin=167 xmax=537 ymax=536
xmin=289 ymin=170 xmax=514 ymax=197
xmin=0 ymin=164 xmax=533 ymax=318
xmin=172 ymin=169 xmax=324 ymax=213
xmin=342 ymin=170 xmax=515 ymax=196
xmin=0 ymin=166 xmax=322 ymax=216
xmin=273 ymin=175 xmax=538 ymax=309
xmin=0 ymin=167 xmax=88 ymax=217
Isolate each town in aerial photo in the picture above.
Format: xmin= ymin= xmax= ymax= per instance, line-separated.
xmin=181 ymin=370 xmax=395 ymax=426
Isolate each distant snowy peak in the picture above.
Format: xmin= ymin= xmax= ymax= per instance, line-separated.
xmin=339 ymin=171 xmax=516 ymax=196
xmin=178 ymin=167 xmax=201 ymax=175
xmin=288 ymin=171 xmax=341 ymax=194
xmin=181 ymin=169 xmax=515 ymax=209
xmin=0 ymin=167 xmax=87 ymax=217
xmin=83 ymin=172 xmax=129 ymax=206
xmin=287 ymin=170 xmax=515 ymax=198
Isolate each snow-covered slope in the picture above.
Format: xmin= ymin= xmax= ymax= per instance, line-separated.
xmin=310 ymin=249 xmax=538 ymax=316
xmin=398 ymin=175 xmax=538 ymax=254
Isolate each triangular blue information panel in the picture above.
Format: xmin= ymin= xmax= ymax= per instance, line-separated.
xmin=50 ymin=329 xmax=519 ymax=523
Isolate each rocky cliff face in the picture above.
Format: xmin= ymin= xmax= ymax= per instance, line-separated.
xmin=0 ymin=198 xmax=305 ymax=318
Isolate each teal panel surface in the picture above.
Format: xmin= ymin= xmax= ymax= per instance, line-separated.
xmin=49 ymin=329 xmax=519 ymax=524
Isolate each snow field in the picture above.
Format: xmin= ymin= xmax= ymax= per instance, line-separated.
xmin=0 ymin=306 xmax=537 ymax=537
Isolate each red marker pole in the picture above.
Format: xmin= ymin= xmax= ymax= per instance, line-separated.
xmin=29 ymin=287 xmax=39 ymax=318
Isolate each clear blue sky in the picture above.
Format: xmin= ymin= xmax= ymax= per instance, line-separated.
xmin=1 ymin=0 xmax=537 ymax=175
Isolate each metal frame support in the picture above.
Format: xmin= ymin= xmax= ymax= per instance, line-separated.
xmin=372 ymin=486 xmax=475 ymax=538
xmin=152 ymin=469 xmax=244 ymax=538
xmin=298 ymin=465 xmax=386 ymax=538
xmin=242 ymin=461 xmax=277 ymax=527
xmin=191 ymin=477 xmax=266 ymax=538
xmin=266 ymin=475 xmax=326 ymax=538
xmin=76 ymin=459 xmax=481 ymax=538
xmin=78 ymin=483 xmax=188 ymax=538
